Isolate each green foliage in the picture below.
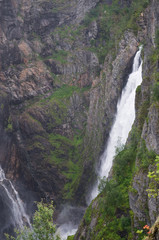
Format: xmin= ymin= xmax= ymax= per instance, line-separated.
xmin=52 ymin=25 xmax=82 ymax=43
xmin=149 ymin=29 xmax=159 ymax=67
xmin=67 ymin=236 xmax=74 ymax=240
xmin=46 ymin=0 xmax=150 ymax=67
xmin=137 ymin=100 xmax=150 ymax=130
xmin=148 ymin=30 xmax=159 ymax=103
xmin=24 ymin=84 xmax=89 ymax=201
xmin=136 ymin=85 xmax=141 ymax=94
xmin=5 ymin=116 xmax=13 ymax=132
xmin=47 ymin=131 xmax=84 ymax=200
xmin=51 ymin=50 xmax=68 ymax=64
xmin=62 ymin=160 xmax=83 ymax=200
xmin=84 ymin=203 xmax=93 ymax=225
xmin=5 ymin=201 xmax=60 ymax=240
xmin=137 ymin=140 xmax=155 ymax=168
xmin=155 ymin=29 xmax=159 ymax=48
xmin=6 ymin=123 xmax=13 ymax=132
xmin=38 ymin=50 xmax=68 ymax=64
xmin=147 ymin=156 xmax=159 ymax=198
xmin=83 ymin=0 xmax=149 ymax=63
xmin=149 ymin=49 xmax=159 ymax=66
xmin=49 ymin=85 xmax=79 ymax=100
xmin=152 ymin=82 xmax=159 ymax=101
xmin=86 ymin=128 xmax=140 ymax=239
xmin=99 ymin=180 xmax=124 ymax=216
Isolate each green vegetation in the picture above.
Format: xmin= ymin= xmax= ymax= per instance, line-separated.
xmin=52 ymin=25 xmax=82 ymax=43
xmin=135 ymin=156 xmax=159 ymax=239
xmin=5 ymin=123 xmax=13 ymax=132
xmin=38 ymin=50 xmax=68 ymax=64
xmin=83 ymin=0 xmax=149 ymax=63
xmin=82 ymin=124 xmax=158 ymax=239
xmin=5 ymin=116 xmax=13 ymax=132
xmin=5 ymin=201 xmax=60 ymax=240
xmin=82 ymin=128 xmax=140 ymax=240
xmin=48 ymin=132 xmax=83 ymax=200
xmin=43 ymin=86 xmax=87 ymax=200
xmin=147 ymin=155 xmax=159 ymax=198
xmin=150 ymin=30 xmax=159 ymax=102
xmin=51 ymin=50 xmax=68 ymax=64
xmin=40 ymin=85 xmax=89 ymax=105
xmin=24 ymin=84 xmax=89 ymax=201
xmin=67 ymin=236 xmax=74 ymax=240
xmin=137 ymin=100 xmax=150 ymax=130
xmin=45 ymin=0 xmax=150 ymax=68
xmin=152 ymin=82 xmax=159 ymax=101
xmin=155 ymin=29 xmax=159 ymax=47
xmin=137 ymin=140 xmax=155 ymax=168
xmin=48 ymin=85 xmax=79 ymax=100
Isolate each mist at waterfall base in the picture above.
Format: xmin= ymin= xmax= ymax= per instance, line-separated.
xmin=0 ymin=167 xmax=31 ymax=239
xmin=56 ymin=205 xmax=85 ymax=240
xmin=88 ymin=46 xmax=143 ymax=203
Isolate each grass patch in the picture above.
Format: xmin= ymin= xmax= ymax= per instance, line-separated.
xmin=49 ymin=85 xmax=79 ymax=100
xmin=38 ymin=50 xmax=68 ymax=64
xmin=48 ymin=132 xmax=84 ymax=200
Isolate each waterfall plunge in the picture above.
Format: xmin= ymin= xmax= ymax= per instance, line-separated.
xmin=89 ymin=46 xmax=143 ymax=202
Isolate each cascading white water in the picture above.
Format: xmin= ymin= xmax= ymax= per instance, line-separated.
xmin=57 ymin=46 xmax=143 ymax=239
xmin=0 ymin=166 xmax=31 ymax=229
xmin=89 ymin=46 xmax=143 ymax=201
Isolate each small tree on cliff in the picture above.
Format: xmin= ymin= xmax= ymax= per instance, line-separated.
xmin=5 ymin=201 xmax=61 ymax=240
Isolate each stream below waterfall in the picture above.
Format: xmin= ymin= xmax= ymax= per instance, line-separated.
xmin=58 ymin=46 xmax=143 ymax=239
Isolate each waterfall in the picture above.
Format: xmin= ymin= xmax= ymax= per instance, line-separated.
xmin=0 ymin=166 xmax=31 ymax=232
xmin=57 ymin=46 xmax=143 ymax=239
xmin=89 ymin=46 xmax=143 ymax=202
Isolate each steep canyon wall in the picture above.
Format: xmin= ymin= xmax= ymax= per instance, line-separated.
xmin=0 ymin=0 xmax=159 ymax=239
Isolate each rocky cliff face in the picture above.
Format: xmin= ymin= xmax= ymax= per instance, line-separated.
xmin=0 ymin=0 xmax=101 ymax=206
xmin=73 ymin=0 xmax=159 ymax=239
xmin=0 ymin=0 xmax=159 ymax=239
xmin=0 ymin=0 xmax=139 ymax=209
xmin=0 ymin=0 xmax=102 ymax=236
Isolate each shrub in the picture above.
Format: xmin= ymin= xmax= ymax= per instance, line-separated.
xmin=152 ymin=82 xmax=159 ymax=101
xmin=5 ymin=201 xmax=60 ymax=240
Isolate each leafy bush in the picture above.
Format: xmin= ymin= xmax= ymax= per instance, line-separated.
xmin=155 ymin=29 xmax=159 ymax=47
xmin=152 ymin=82 xmax=159 ymax=101
xmin=94 ymin=128 xmax=139 ymax=239
xmin=5 ymin=201 xmax=60 ymax=240
xmin=147 ymin=155 xmax=159 ymax=198
xmin=137 ymin=140 xmax=155 ymax=168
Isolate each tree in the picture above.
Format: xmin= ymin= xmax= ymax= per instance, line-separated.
xmin=5 ymin=201 xmax=61 ymax=240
